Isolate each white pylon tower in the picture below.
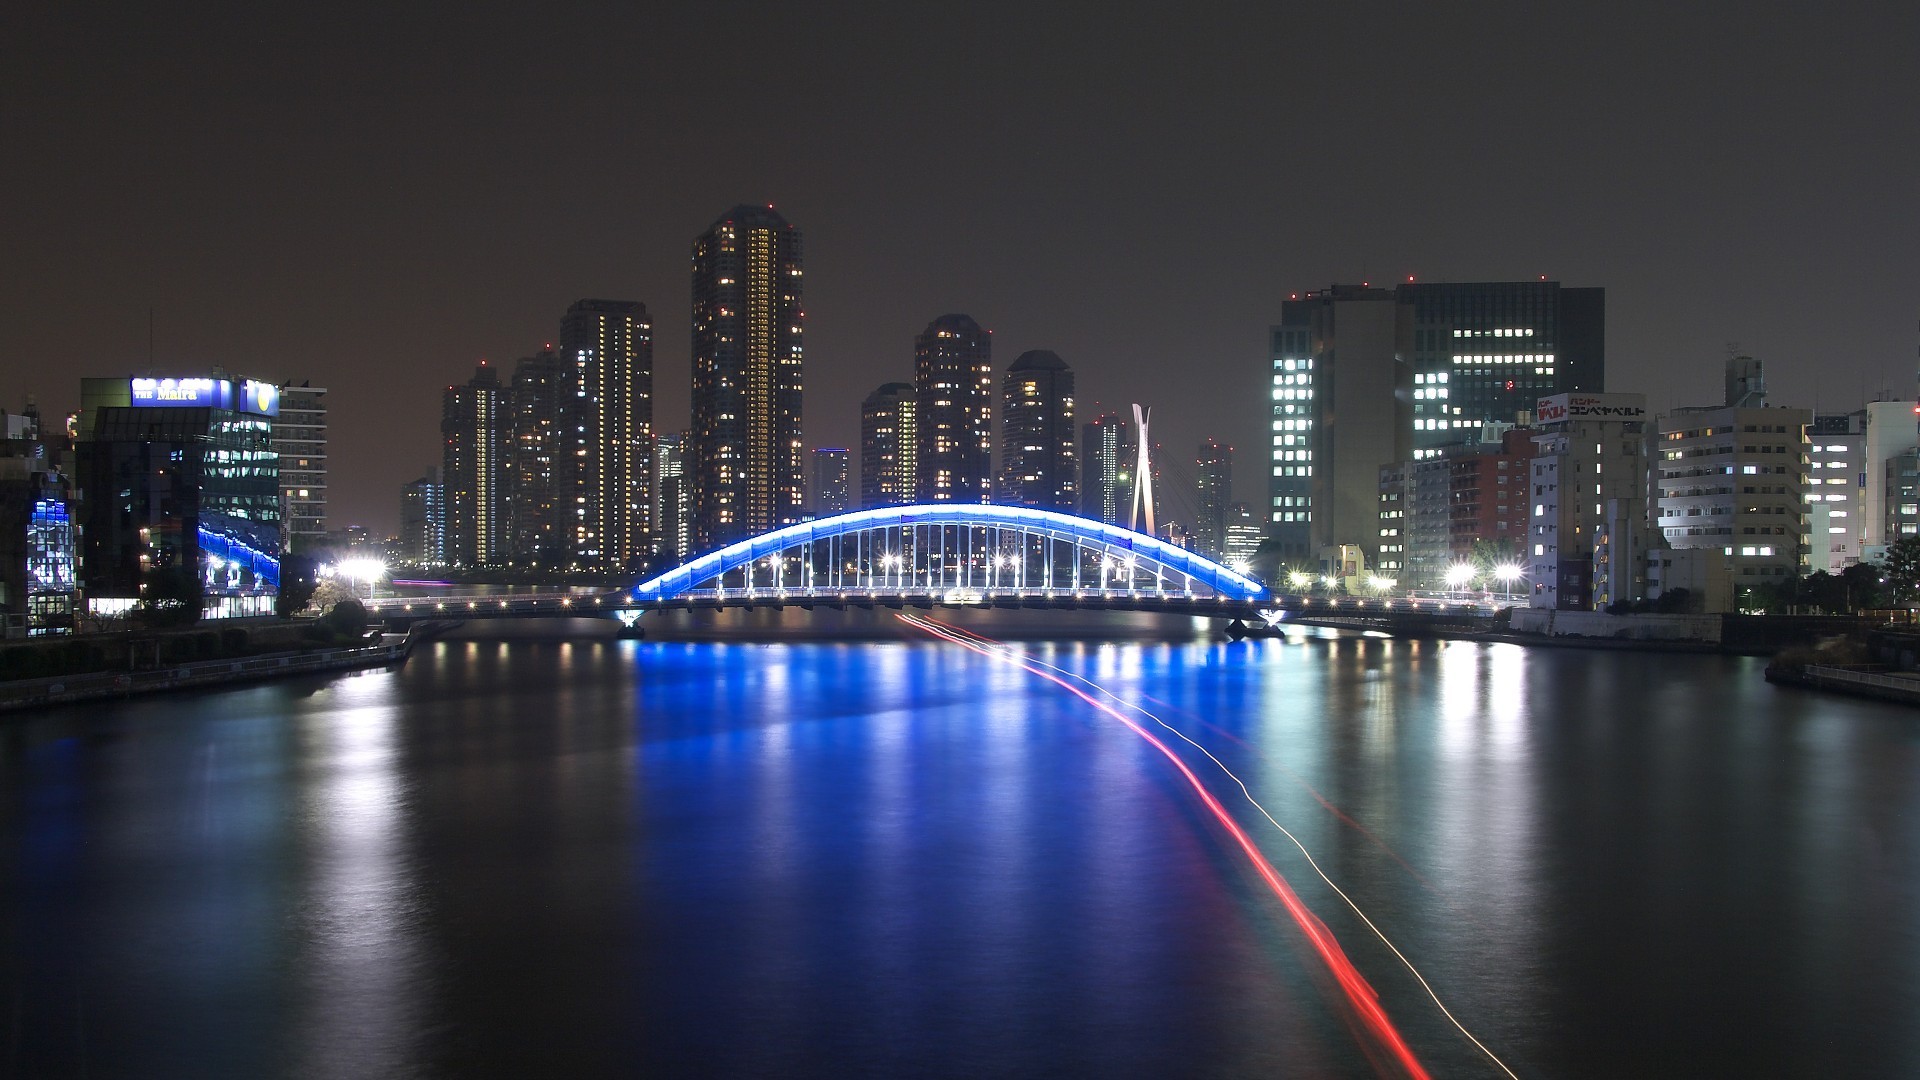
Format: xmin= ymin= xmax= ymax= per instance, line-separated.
xmin=1129 ymin=403 xmax=1155 ymax=536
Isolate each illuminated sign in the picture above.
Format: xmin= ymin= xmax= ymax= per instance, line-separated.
xmin=132 ymin=377 xmax=228 ymax=408
xmin=242 ymin=379 xmax=279 ymax=416
xmin=128 ymin=376 xmax=280 ymax=415
xmin=1535 ymin=393 xmax=1647 ymax=423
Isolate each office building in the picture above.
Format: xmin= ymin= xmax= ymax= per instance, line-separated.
xmin=1654 ymin=358 xmax=1810 ymax=594
xmin=859 ymin=383 xmax=916 ymax=508
xmin=997 ymin=350 xmax=1077 ymax=510
xmin=1808 ymin=412 xmax=1867 ymax=573
xmin=653 ymin=432 xmax=692 ymax=564
xmin=441 ymin=361 xmax=509 ymax=568
xmin=810 ymin=448 xmax=850 ymax=516
xmin=1528 ymin=392 xmax=1650 ymax=610
xmin=276 ymin=382 xmax=326 ymax=554
xmin=914 ymin=313 xmax=993 ymax=503
xmin=1402 ymin=281 xmax=1604 ymax=454
xmin=691 ymin=205 xmax=805 ymax=549
xmin=1222 ymin=502 xmax=1264 ymax=569
xmin=1080 ymin=411 xmax=1133 ymax=524
xmin=1 ymin=407 xmax=76 ymax=635
xmin=1270 ymin=284 xmax=1407 ymax=569
xmin=507 ymin=347 xmax=568 ymax=567
xmin=1887 ymin=450 xmax=1920 ymax=544
xmin=1859 ymin=400 xmax=1916 ymax=559
xmin=400 ymin=471 xmax=444 ymax=566
xmin=75 ymin=376 xmax=282 ymax=618
xmin=1273 ymin=280 xmax=1605 ymax=571
xmin=562 ymin=299 xmax=654 ymax=570
xmin=1377 ymin=463 xmax=1409 ymax=579
xmin=1193 ymin=438 xmax=1232 ymax=559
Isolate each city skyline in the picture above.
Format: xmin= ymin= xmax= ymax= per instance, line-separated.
xmin=3 ymin=7 xmax=1916 ymax=534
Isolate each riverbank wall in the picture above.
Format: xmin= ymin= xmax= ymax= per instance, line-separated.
xmin=1503 ymin=610 xmax=1870 ymax=654
xmin=0 ymin=643 xmax=405 ymax=714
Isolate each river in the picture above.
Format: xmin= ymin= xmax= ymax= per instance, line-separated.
xmin=3 ymin=629 xmax=1917 ymax=1078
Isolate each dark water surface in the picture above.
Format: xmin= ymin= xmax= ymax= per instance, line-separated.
xmin=4 ymin=634 xmax=1918 ymax=1078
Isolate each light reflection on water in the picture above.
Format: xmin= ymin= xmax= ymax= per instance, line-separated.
xmin=1 ymin=635 xmax=1917 ymax=1077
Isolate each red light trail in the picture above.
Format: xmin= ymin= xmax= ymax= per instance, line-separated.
xmin=902 ymin=615 xmax=1522 ymax=1079
xmin=899 ymin=614 xmax=1435 ymax=1079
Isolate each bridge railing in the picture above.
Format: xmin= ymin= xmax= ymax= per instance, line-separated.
xmin=674 ymin=586 xmax=1252 ymax=602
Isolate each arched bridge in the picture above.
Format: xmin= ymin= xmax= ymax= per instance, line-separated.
xmin=630 ymin=504 xmax=1269 ymax=606
xmin=366 ymin=506 xmax=1498 ymax=634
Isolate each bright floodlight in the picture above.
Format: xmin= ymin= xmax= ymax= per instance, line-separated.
xmin=1288 ymin=570 xmax=1311 ymax=588
xmin=1494 ymin=563 xmax=1525 ymax=583
xmin=1444 ymin=564 xmax=1475 ymax=588
xmin=1368 ymin=575 xmax=1395 ymax=591
xmin=339 ymin=558 xmax=387 ymax=583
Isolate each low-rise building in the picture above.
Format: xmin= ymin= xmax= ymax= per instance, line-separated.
xmin=1529 ymin=393 xmax=1650 ymax=610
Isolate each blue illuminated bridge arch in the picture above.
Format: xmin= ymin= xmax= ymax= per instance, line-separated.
xmin=632 ymin=504 xmax=1269 ymax=603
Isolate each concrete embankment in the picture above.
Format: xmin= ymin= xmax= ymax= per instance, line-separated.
xmin=0 ymin=643 xmax=405 ymax=714
xmin=1765 ymin=664 xmax=1920 ymax=706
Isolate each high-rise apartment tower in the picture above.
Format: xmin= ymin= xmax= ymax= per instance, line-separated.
xmin=691 ymin=205 xmax=805 ymax=550
xmin=997 ymin=350 xmax=1076 ymax=510
xmin=441 ymin=362 xmax=509 ymax=568
xmin=860 ymin=382 xmax=916 ymax=508
xmin=1194 ymin=438 xmax=1232 ymax=559
xmin=561 ymin=299 xmax=654 ymax=570
xmin=914 ymin=314 xmax=992 ymax=503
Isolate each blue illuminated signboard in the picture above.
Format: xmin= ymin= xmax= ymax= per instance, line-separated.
xmin=131 ymin=377 xmax=231 ymax=409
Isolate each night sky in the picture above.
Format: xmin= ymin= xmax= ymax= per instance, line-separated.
xmin=5 ymin=4 xmax=1917 ymax=533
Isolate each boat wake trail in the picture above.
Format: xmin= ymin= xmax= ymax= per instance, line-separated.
xmin=899 ymin=614 xmax=1519 ymax=1080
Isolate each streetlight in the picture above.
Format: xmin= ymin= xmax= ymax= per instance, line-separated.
xmin=1493 ymin=563 xmax=1525 ymax=600
xmin=1367 ymin=575 xmax=1396 ymax=595
xmin=1287 ymin=569 xmax=1312 ymax=592
xmin=339 ymin=558 xmax=387 ymax=601
xmin=1444 ymin=563 xmax=1475 ymax=597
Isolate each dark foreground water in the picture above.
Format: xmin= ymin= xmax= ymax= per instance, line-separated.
xmin=3 ymin=632 xmax=1918 ymax=1078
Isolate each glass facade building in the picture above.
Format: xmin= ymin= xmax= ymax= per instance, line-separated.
xmin=76 ymin=376 xmax=281 ymax=618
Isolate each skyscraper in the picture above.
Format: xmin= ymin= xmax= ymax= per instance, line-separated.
xmin=1271 ymin=279 xmax=1604 ymax=570
xmin=507 ymin=347 xmax=567 ymax=567
xmin=652 ymin=431 xmax=692 ymax=565
xmin=561 ymin=299 xmax=654 ymax=571
xmin=276 ymin=382 xmax=326 ymax=554
xmin=809 ymin=448 xmax=850 ymax=516
xmin=997 ymin=350 xmax=1077 ymax=510
xmin=441 ymin=361 xmax=508 ymax=568
xmin=1194 ymin=438 xmax=1232 ymax=559
xmin=1270 ymin=285 xmax=1407 ymax=567
xmin=860 ymin=382 xmax=916 ymax=508
xmin=1401 ymin=281 xmax=1604 ymax=454
xmin=914 ymin=314 xmax=992 ymax=503
xmin=1079 ymin=411 xmax=1133 ymax=524
xmin=400 ymin=470 xmax=444 ymax=566
xmin=691 ymin=205 xmax=805 ymax=550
